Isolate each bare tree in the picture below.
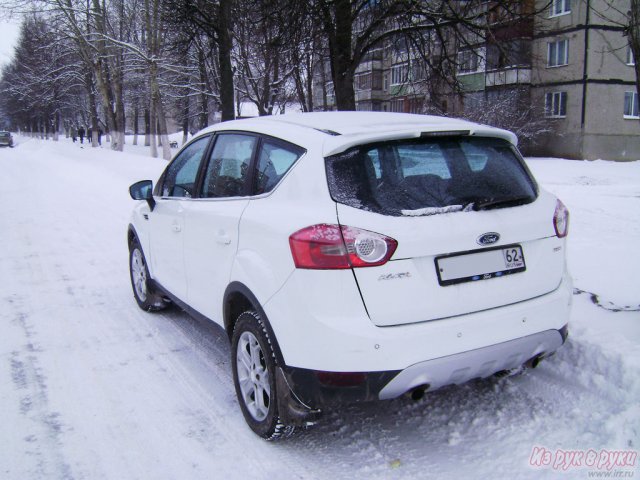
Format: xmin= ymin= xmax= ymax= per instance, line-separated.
xmin=165 ymin=0 xmax=235 ymax=121
xmin=311 ymin=0 xmax=552 ymax=111
xmin=234 ymin=0 xmax=291 ymax=115
xmin=0 ymin=14 xmax=81 ymax=139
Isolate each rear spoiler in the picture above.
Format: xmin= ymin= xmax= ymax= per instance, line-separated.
xmin=322 ymin=125 xmax=518 ymax=157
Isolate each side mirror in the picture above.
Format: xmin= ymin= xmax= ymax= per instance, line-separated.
xmin=129 ymin=180 xmax=156 ymax=211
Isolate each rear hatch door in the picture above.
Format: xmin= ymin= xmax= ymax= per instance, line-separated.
xmin=326 ymin=135 xmax=564 ymax=326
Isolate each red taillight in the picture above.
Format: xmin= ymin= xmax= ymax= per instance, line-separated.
xmin=553 ymin=199 xmax=569 ymax=238
xmin=289 ymin=224 xmax=397 ymax=269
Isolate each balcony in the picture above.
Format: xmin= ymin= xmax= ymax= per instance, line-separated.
xmin=355 ymin=60 xmax=384 ymax=74
xmin=485 ymin=67 xmax=532 ymax=87
xmin=355 ymin=89 xmax=386 ymax=102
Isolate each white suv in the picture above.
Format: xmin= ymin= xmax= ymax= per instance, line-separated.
xmin=128 ymin=112 xmax=571 ymax=439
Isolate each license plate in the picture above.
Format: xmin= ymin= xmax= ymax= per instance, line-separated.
xmin=436 ymin=245 xmax=526 ymax=286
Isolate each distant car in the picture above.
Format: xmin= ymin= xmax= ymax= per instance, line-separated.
xmin=127 ymin=112 xmax=572 ymax=439
xmin=0 ymin=131 xmax=14 ymax=147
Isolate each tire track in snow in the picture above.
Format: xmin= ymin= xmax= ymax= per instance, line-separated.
xmin=4 ymin=294 xmax=75 ymax=480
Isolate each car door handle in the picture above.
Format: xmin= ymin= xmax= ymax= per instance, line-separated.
xmin=216 ymin=233 xmax=231 ymax=245
xmin=172 ymin=223 xmax=182 ymax=233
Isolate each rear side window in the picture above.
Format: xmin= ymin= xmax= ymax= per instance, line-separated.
xmin=254 ymin=139 xmax=305 ymax=195
xmin=325 ymin=136 xmax=537 ymax=216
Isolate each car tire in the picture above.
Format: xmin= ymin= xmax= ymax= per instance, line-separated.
xmin=231 ymin=311 xmax=294 ymax=440
xmin=129 ymin=238 xmax=169 ymax=312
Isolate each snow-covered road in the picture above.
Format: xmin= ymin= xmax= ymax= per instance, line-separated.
xmin=1 ymin=137 xmax=638 ymax=480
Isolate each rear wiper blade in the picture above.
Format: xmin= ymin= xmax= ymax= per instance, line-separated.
xmin=474 ymin=195 xmax=533 ymax=210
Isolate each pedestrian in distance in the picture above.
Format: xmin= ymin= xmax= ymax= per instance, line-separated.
xmin=71 ymin=126 xmax=77 ymax=143
xmin=98 ymin=128 xmax=103 ymax=146
xmin=78 ymin=126 xmax=85 ymax=144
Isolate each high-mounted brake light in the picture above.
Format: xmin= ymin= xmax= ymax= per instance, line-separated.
xmin=289 ymin=224 xmax=397 ymax=269
xmin=420 ymin=130 xmax=470 ymax=137
xmin=553 ymin=199 xmax=569 ymax=238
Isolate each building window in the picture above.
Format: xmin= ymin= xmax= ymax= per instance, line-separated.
xmin=624 ymin=92 xmax=639 ymax=118
xmin=372 ymin=71 xmax=383 ymax=90
xmin=458 ymin=49 xmax=482 ymax=74
xmin=356 ymin=73 xmax=372 ymax=90
xmin=390 ymin=98 xmax=404 ymax=112
xmin=410 ymin=60 xmax=425 ymax=81
xmin=547 ymin=39 xmax=569 ymax=67
xmin=550 ymin=0 xmax=571 ymax=17
xmin=362 ymin=48 xmax=383 ymax=63
xmin=545 ymin=91 xmax=567 ymax=117
xmin=356 ymin=71 xmax=383 ymax=90
xmin=627 ymin=46 xmax=635 ymax=66
xmin=391 ymin=63 xmax=408 ymax=85
xmin=407 ymin=97 xmax=424 ymax=114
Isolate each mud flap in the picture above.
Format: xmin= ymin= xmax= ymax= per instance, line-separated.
xmin=276 ymin=367 xmax=322 ymax=426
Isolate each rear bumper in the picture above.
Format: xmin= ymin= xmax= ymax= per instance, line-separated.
xmin=281 ymin=325 xmax=568 ymax=411
xmin=264 ymin=269 xmax=572 ymax=417
xmin=265 ymin=270 xmax=573 ymax=373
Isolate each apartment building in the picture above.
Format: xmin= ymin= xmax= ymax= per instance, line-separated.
xmin=313 ymin=0 xmax=639 ymax=160
xmin=532 ymin=0 xmax=638 ymax=160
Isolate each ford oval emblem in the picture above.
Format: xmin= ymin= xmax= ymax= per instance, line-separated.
xmin=477 ymin=232 xmax=500 ymax=246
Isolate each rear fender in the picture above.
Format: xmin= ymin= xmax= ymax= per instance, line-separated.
xmin=223 ymin=281 xmax=286 ymax=367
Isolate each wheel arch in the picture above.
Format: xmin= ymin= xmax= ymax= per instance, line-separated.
xmin=223 ymin=281 xmax=285 ymax=366
xmin=127 ymin=223 xmax=138 ymax=248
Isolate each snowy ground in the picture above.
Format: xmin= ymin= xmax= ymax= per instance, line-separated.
xmin=1 ymin=135 xmax=638 ymax=480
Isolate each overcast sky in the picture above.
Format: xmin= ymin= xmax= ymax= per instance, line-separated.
xmin=0 ymin=18 xmax=21 ymax=68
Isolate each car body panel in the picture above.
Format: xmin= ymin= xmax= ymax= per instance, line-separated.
xmin=230 ymin=149 xmax=340 ymax=308
xmin=127 ymin=112 xmax=572 ymax=414
xmin=336 ymin=189 xmax=565 ymax=326
xmin=148 ymin=198 xmax=188 ymax=300
xmin=183 ymin=198 xmax=250 ymax=322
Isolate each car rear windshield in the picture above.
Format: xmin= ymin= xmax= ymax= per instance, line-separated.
xmin=325 ymin=136 xmax=538 ymax=216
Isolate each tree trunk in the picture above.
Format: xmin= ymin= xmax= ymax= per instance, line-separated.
xmin=198 ymin=49 xmax=209 ymax=129
xmin=114 ymin=76 xmax=126 ymax=149
xmin=144 ymin=108 xmax=151 ymax=147
xmin=149 ymin=96 xmax=157 ymax=158
xmin=156 ymin=99 xmax=172 ymax=160
xmin=53 ymin=112 xmax=60 ymax=141
xmin=182 ymin=99 xmax=189 ymax=145
xmin=293 ymin=64 xmax=308 ymax=112
xmin=133 ymin=105 xmax=139 ymax=146
xmin=91 ymin=116 xmax=99 ymax=147
xmin=321 ymin=63 xmax=328 ymax=110
xmin=91 ymin=0 xmax=123 ymax=151
xmin=305 ymin=54 xmax=314 ymax=112
xmin=326 ymin=0 xmax=356 ymax=111
xmin=148 ymin=59 xmax=171 ymax=160
xmin=85 ymin=71 xmax=100 ymax=148
xmin=218 ymin=0 xmax=235 ymax=121
xmin=93 ymin=61 xmax=119 ymax=148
